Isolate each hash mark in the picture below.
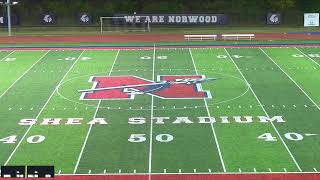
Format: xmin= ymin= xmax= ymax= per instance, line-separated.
xmin=164 ymin=169 xmax=167 ymax=173
xmin=88 ymin=170 xmax=91 ymax=174
xmin=268 ymin=168 xmax=272 ymax=172
xmin=253 ymin=168 xmax=256 ymax=172
xmin=118 ymin=169 xmax=122 ymax=173
xmin=193 ymin=169 xmax=196 ymax=173
xmin=314 ymin=168 xmax=318 ymax=172
xmin=283 ymin=168 xmax=287 ymax=172
xmin=238 ymin=168 xmax=242 ymax=172
xmin=103 ymin=169 xmax=106 ymax=174
xmin=58 ymin=170 xmax=61 ymax=174
xmin=178 ymin=169 xmax=181 ymax=173
xmin=208 ymin=168 xmax=212 ymax=173
xmin=133 ymin=169 xmax=136 ymax=173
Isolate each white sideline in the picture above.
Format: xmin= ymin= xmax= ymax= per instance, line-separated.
xmin=0 ymin=51 xmax=50 ymax=99
xmin=4 ymin=50 xmax=85 ymax=166
xmin=189 ymin=48 xmax=226 ymax=172
xmin=73 ymin=49 xmax=120 ymax=174
xmin=0 ymin=51 xmax=15 ymax=61
xmin=224 ymin=48 xmax=302 ymax=172
xmin=260 ymin=48 xmax=320 ymax=111
xmin=294 ymin=47 xmax=320 ymax=68
xmin=148 ymin=45 xmax=156 ymax=180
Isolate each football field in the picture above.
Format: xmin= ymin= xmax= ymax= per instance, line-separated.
xmin=0 ymin=46 xmax=319 ymax=175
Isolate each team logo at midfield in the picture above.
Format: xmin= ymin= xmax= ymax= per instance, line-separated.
xmin=79 ymin=75 xmax=215 ymax=100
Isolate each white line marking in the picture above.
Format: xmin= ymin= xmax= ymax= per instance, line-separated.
xmin=0 ymin=51 xmax=50 ymax=99
xmin=314 ymin=168 xmax=318 ymax=172
xmin=5 ymin=50 xmax=85 ymax=166
xmin=261 ymin=48 xmax=320 ymax=112
xmin=225 ymin=48 xmax=302 ymax=172
xmin=118 ymin=169 xmax=122 ymax=174
xmin=193 ymin=169 xmax=196 ymax=173
xmin=73 ymin=50 xmax=120 ymax=174
xmin=294 ymin=47 xmax=320 ymax=67
xmin=148 ymin=44 xmax=156 ymax=180
xmin=253 ymin=168 xmax=257 ymax=172
xmin=238 ymin=168 xmax=242 ymax=172
xmin=208 ymin=169 xmax=212 ymax=173
xmin=0 ymin=51 xmax=15 ymax=61
xmin=58 ymin=171 xmax=320 ymax=176
xmin=283 ymin=168 xmax=287 ymax=172
xmin=179 ymin=169 xmax=181 ymax=173
xmin=189 ymin=48 xmax=226 ymax=172
xmin=268 ymin=168 xmax=272 ymax=172
xmin=103 ymin=169 xmax=106 ymax=174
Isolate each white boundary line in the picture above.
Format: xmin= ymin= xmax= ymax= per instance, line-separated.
xmin=224 ymin=48 xmax=302 ymax=172
xmin=294 ymin=47 xmax=320 ymax=67
xmin=148 ymin=45 xmax=156 ymax=180
xmin=4 ymin=50 xmax=86 ymax=165
xmin=0 ymin=51 xmax=15 ymax=61
xmin=0 ymin=51 xmax=50 ymax=99
xmin=260 ymin=48 xmax=320 ymax=111
xmin=58 ymin=171 xmax=320 ymax=176
xmin=189 ymin=48 xmax=226 ymax=172
xmin=73 ymin=49 xmax=120 ymax=174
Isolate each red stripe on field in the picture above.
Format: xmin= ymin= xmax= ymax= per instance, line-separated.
xmin=1 ymin=173 xmax=319 ymax=180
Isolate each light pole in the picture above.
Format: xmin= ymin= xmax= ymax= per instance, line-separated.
xmin=0 ymin=0 xmax=19 ymax=36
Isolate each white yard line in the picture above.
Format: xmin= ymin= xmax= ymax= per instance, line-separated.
xmin=224 ymin=48 xmax=302 ymax=171
xmin=148 ymin=44 xmax=156 ymax=180
xmin=294 ymin=47 xmax=320 ymax=67
xmin=0 ymin=51 xmax=15 ymax=61
xmin=260 ymin=48 xmax=320 ymax=111
xmin=0 ymin=51 xmax=50 ymax=99
xmin=189 ymin=48 xmax=226 ymax=172
xmin=73 ymin=49 xmax=120 ymax=174
xmin=4 ymin=50 xmax=85 ymax=165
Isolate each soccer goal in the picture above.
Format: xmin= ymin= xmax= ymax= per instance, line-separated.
xmin=100 ymin=16 xmax=150 ymax=33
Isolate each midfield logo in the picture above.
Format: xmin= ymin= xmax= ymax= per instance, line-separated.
xmin=79 ymin=75 xmax=215 ymax=100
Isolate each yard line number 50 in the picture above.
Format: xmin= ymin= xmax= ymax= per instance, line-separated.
xmin=128 ymin=134 xmax=173 ymax=143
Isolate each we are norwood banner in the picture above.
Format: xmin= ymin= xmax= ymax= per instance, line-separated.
xmin=114 ymin=14 xmax=228 ymax=25
xmin=304 ymin=13 xmax=319 ymax=27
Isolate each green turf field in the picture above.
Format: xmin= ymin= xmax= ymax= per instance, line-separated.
xmin=0 ymin=47 xmax=319 ymax=175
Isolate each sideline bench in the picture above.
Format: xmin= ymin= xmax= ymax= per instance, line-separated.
xmin=184 ymin=34 xmax=218 ymax=41
xmin=221 ymin=34 xmax=255 ymax=40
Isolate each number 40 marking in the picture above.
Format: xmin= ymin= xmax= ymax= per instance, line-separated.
xmin=258 ymin=132 xmax=316 ymax=142
xmin=0 ymin=135 xmax=45 ymax=144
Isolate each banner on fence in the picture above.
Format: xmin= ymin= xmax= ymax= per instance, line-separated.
xmin=0 ymin=15 xmax=19 ymax=26
xmin=114 ymin=14 xmax=227 ymax=25
xmin=78 ymin=13 xmax=92 ymax=25
xmin=40 ymin=13 xmax=57 ymax=25
xmin=304 ymin=13 xmax=319 ymax=27
xmin=267 ymin=13 xmax=281 ymax=25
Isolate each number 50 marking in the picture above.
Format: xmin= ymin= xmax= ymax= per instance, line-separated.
xmin=128 ymin=134 xmax=173 ymax=143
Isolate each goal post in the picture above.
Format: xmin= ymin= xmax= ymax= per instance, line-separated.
xmin=100 ymin=16 xmax=150 ymax=33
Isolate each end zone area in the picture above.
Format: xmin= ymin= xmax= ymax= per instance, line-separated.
xmin=0 ymin=45 xmax=319 ymax=179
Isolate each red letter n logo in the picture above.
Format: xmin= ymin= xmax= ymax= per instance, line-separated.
xmin=79 ymin=75 xmax=214 ymax=100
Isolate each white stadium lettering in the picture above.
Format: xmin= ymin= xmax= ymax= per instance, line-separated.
xmin=40 ymin=118 xmax=61 ymax=125
xmin=198 ymin=117 xmax=216 ymax=123
xmin=18 ymin=119 xmax=37 ymax=126
xmin=258 ymin=116 xmax=285 ymax=123
xmin=153 ymin=117 xmax=170 ymax=124
xmin=87 ymin=118 xmax=108 ymax=125
xmin=66 ymin=118 xmax=83 ymax=125
xmin=128 ymin=117 xmax=146 ymax=124
xmin=292 ymin=54 xmax=304 ymax=58
xmin=172 ymin=117 xmax=194 ymax=124
xmin=308 ymin=54 xmax=320 ymax=58
xmin=234 ymin=116 xmax=253 ymax=123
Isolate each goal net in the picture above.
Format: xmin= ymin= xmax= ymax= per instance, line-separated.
xmin=100 ymin=16 xmax=150 ymax=33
